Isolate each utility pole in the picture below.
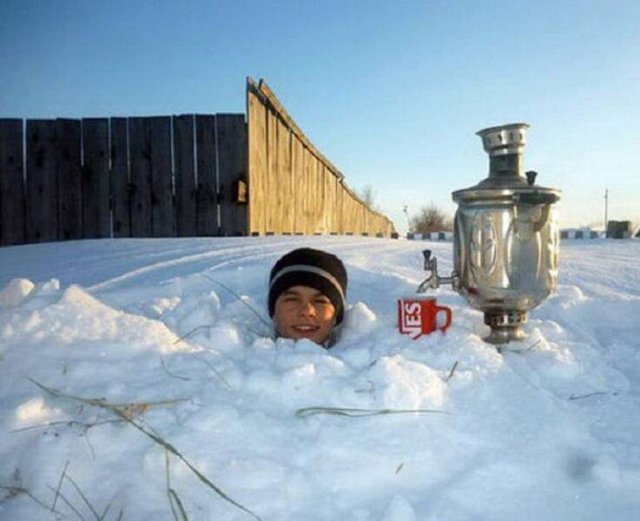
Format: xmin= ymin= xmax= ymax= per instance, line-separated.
xmin=604 ymin=188 xmax=609 ymax=232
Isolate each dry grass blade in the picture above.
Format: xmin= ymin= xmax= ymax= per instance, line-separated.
xmin=31 ymin=379 xmax=262 ymax=521
xmin=161 ymin=358 xmax=192 ymax=381
xmin=295 ymin=406 xmax=449 ymax=418
xmin=1 ymin=485 xmax=64 ymax=514
xmin=200 ymin=274 xmax=272 ymax=330
xmin=46 ymin=484 xmax=85 ymax=520
xmin=569 ymin=391 xmax=618 ymax=401
xmin=166 ymin=451 xmax=189 ymax=521
xmin=169 ymin=489 xmax=189 ymax=521
xmin=446 ymin=361 xmax=459 ymax=381
xmin=522 ymin=339 xmax=542 ymax=354
xmin=64 ymin=473 xmax=101 ymax=520
xmin=172 ymin=325 xmax=214 ymax=346
xmin=52 ymin=460 xmax=70 ymax=513
xmin=197 ymin=356 xmax=233 ymax=391
xmin=99 ymin=502 xmax=113 ymax=521
xmin=11 ymin=418 xmax=121 ymax=434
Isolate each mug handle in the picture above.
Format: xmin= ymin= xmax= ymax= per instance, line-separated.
xmin=436 ymin=306 xmax=452 ymax=331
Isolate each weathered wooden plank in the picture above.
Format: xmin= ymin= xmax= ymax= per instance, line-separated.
xmin=196 ymin=115 xmax=218 ymax=236
xmin=291 ymin=135 xmax=305 ymax=234
xmin=129 ymin=117 xmax=152 ymax=237
xmin=148 ymin=116 xmax=173 ymax=237
xmin=217 ymin=114 xmax=247 ymax=236
xmin=26 ymin=120 xmax=58 ymax=243
xmin=345 ymin=192 xmax=356 ymax=235
xmin=313 ymin=157 xmax=325 ymax=233
xmin=0 ymin=119 xmax=26 ymax=246
xmin=264 ymin=109 xmax=279 ymax=234
xmin=56 ymin=118 xmax=83 ymax=241
xmin=335 ymin=180 xmax=344 ymax=235
xmin=324 ymin=165 xmax=334 ymax=233
xmin=110 ymin=117 xmax=130 ymax=238
xmin=276 ymin=118 xmax=292 ymax=234
xmin=327 ymin=172 xmax=338 ymax=234
xmin=302 ymin=148 xmax=315 ymax=234
xmin=173 ymin=114 xmax=196 ymax=237
xmin=82 ymin=118 xmax=110 ymax=238
xmin=247 ymin=89 xmax=267 ymax=235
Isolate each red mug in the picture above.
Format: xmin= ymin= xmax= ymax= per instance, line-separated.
xmin=397 ymin=296 xmax=453 ymax=339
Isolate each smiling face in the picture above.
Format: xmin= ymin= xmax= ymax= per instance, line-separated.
xmin=273 ymin=285 xmax=337 ymax=345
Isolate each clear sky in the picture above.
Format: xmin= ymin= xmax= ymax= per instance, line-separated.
xmin=1 ymin=0 xmax=638 ymax=234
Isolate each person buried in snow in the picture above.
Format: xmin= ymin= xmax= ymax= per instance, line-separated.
xmin=268 ymin=248 xmax=348 ymax=348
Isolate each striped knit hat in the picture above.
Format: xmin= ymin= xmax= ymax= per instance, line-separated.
xmin=268 ymin=248 xmax=348 ymax=325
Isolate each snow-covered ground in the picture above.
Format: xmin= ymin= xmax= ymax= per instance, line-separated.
xmin=1 ymin=236 xmax=639 ymax=520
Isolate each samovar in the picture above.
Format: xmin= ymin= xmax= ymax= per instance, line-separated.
xmin=418 ymin=123 xmax=561 ymax=344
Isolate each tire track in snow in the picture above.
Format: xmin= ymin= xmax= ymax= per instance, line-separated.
xmin=86 ymin=237 xmax=378 ymax=293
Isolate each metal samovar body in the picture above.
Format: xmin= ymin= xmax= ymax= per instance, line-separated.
xmin=418 ymin=123 xmax=561 ymax=344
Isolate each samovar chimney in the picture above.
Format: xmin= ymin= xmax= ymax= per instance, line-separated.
xmin=479 ymin=123 xmax=528 ymax=176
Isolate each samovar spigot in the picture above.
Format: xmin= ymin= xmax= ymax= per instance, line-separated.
xmin=417 ymin=250 xmax=459 ymax=293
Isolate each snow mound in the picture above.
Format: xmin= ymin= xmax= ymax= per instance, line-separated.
xmin=0 ymin=237 xmax=639 ymax=520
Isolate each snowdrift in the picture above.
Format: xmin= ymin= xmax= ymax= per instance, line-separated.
xmin=1 ymin=237 xmax=639 ymax=520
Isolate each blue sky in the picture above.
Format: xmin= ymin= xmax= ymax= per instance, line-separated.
xmin=1 ymin=0 xmax=638 ymax=233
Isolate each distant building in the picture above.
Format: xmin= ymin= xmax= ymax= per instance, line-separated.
xmin=606 ymin=221 xmax=634 ymax=239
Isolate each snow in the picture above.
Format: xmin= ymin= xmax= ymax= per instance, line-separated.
xmin=1 ymin=236 xmax=639 ymax=520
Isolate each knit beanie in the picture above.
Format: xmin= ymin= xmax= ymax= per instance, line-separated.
xmin=268 ymin=248 xmax=348 ymax=325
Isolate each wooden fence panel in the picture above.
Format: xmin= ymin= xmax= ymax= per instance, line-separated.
xmin=217 ymin=114 xmax=247 ymax=236
xmin=82 ymin=118 xmax=110 ymax=238
xmin=313 ymin=157 xmax=324 ymax=233
xmin=0 ymin=119 xmax=25 ymax=246
xmin=346 ymin=192 xmax=358 ymax=234
xmin=302 ymin=149 xmax=313 ymax=234
xmin=291 ymin=135 xmax=305 ymax=234
xmin=265 ymin=110 xmax=278 ymax=234
xmin=276 ymin=118 xmax=292 ymax=234
xmin=327 ymin=172 xmax=338 ymax=234
xmin=247 ymin=89 xmax=267 ymax=235
xmin=57 ymin=119 xmax=83 ymax=241
xmin=334 ymin=181 xmax=343 ymax=235
xmin=110 ymin=117 xmax=130 ymax=238
xmin=26 ymin=120 xmax=58 ymax=243
xmin=129 ymin=118 xmax=152 ymax=237
xmin=246 ymin=78 xmax=396 ymax=238
xmin=196 ymin=115 xmax=218 ymax=236
xmin=300 ymin=149 xmax=310 ymax=234
xmin=148 ymin=117 xmax=173 ymax=237
xmin=173 ymin=115 xmax=196 ymax=237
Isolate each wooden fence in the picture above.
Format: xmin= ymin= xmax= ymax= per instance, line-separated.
xmin=246 ymin=78 xmax=396 ymax=237
xmin=0 ymin=114 xmax=247 ymax=246
xmin=0 ymin=80 xmax=397 ymax=246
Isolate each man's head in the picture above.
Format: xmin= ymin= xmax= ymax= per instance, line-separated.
xmin=268 ymin=248 xmax=348 ymax=345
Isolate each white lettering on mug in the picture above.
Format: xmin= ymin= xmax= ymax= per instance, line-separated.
xmin=399 ymin=301 xmax=422 ymax=339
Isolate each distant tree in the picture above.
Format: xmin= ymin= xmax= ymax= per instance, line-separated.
xmin=357 ymin=185 xmax=380 ymax=212
xmin=410 ymin=203 xmax=453 ymax=233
